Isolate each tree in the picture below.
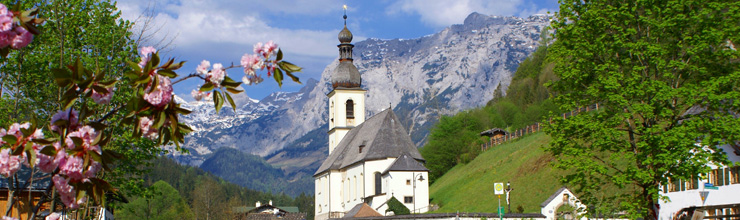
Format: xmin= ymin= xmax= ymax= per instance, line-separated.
xmin=191 ymin=177 xmax=227 ymax=220
xmin=546 ymin=1 xmax=740 ymax=219
xmin=116 ymin=180 xmax=193 ymax=220
xmin=0 ymin=1 xmax=303 ymax=218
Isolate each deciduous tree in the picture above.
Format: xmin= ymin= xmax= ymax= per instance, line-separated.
xmin=546 ymin=1 xmax=740 ymax=219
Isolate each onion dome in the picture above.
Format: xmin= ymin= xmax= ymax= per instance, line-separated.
xmin=332 ymin=61 xmax=361 ymax=88
xmin=338 ymin=25 xmax=353 ymax=43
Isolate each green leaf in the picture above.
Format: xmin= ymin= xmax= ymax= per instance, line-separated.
xmin=126 ymin=61 xmax=142 ymax=73
xmin=224 ymin=91 xmax=237 ymax=110
xmin=92 ymin=85 xmax=109 ymax=94
xmin=39 ymin=146 xmax=57 ymax=156
xmin=175 ymin=106 xmax=192 ymax=115
xmin=200 ymin=82 xmax=214 ymax=92
xmin=221 ymin=76 xmax=241 ymax=88
xmin=151 ymin=52 xmax=160 ymax=68
xmin=155 ymin=111 xmax=166 ymax=129
xmin=26 ymin=147 xmax=35 ymax=168
xmin=213 ymin=91 xmax=224 ymax=113
xmin=63 ymin=98 xmax=78 ymax=113
xmin=226 ymin=87 xmax=244 ymax=94
xmin=32 ymin=138 xmax=57 ymax=145
xmin=285 ymin=71 xmax=302 ymax=84
xmin=69 ymin=137 xmax=84 ymax=150
xmin=158 ymin=69 xmax=178 ymax=78
xmin=178 ymin=123 xmax=194 ymax=134
xmin=277 ymin=49 xmax=283 ymax=61
xmin=2 ymin=135 xmax=17 ymax=146
xmin=274 ymin=68 xmax=284 ymax=88
xmin=278 ymin=61 xmax=302 ymax=72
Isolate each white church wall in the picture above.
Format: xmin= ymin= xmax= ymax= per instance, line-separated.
xmin=385 ymin=171 xmax=430 ymax=213
xmin=341 ymin=163 xmax=365 ymax=212
xmin=314 ymin=173 xmax=328 ymax=217
xmin=364 ymin=159 xmax=397 ymax=195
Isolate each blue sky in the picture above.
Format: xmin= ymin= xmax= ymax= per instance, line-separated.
xmin=116 ymin=0 xmax=559 ymax=101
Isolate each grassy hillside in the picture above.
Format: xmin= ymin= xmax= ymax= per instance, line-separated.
xmin=429 ymin=132 xmax=567 ymax=213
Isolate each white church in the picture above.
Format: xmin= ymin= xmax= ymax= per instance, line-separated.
xmin=313 ymin=13 xmax=430 ymax=220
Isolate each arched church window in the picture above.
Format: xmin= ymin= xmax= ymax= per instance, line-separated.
xmin=346 ymin=99 xmax=354 ymax=119
xmin=374 ymin=172 xmax=382 ymax=195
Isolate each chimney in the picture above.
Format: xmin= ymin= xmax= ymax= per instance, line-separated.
xmin=269 ymin=200 xmax=273 ymax=206
xmin=256 ymin=201 xmax=261 ymax=207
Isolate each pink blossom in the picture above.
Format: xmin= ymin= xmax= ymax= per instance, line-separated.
xmin=0 ymin=31 xmax=12 ymax=48
xmin=191 ymin=89 xmax=207 ymax=101
xmin=36 ymin=142 xmax=65 ymax=173
xmin=84 ymin=161 xmax=101 ymax=179
xmin=262 ymin=41 xmax=278 ymax=58
xmin=139 ymin=117 xmax=158 ymax=140
xmin=59 ymin=155 xmax=84 ymax=181
xmin=137 ymin=46 xmax=157 ymax=69
xmin=240 ymin=54 xmax=263 ymax=75
xmin=196 ymin=60 xmax=210 ymax=75
xmin=208 ymin=63 xmax=225 ymax=87
xmin=243 ymin=75 xmax=263 ymax=86
xmin=253 ymin=42 xmax=264 ymax=55
xmin=50 ymin=108 xmax=79 ymax=133
xmin=0 ymin=148 xmax=24 ymax=177
xmin=10 ymin=26 xmax=32 ymax=49
xmin=53 ymin=175 xmax=79 ymax=209
xmin=0 ymin=3 xmax=9 ymax=16
xmin=91 ymin=86 xmax=113 ymax=104
xmin=143 ymin=74 xmax=173 ymax=108
xmin=0 ymin=128 xmax=6 ymax=145
xmin=7 ymin=122 xmax=30 ymax=137
xmin=0 ymin=14 xmax=12 ymax=32
xmin=45 ymin=213 xmax=61 ymax=220
xmin=65 ymin=126 xmax=101 ymax=154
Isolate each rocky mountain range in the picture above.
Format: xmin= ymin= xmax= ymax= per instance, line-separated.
xmin=168 ymin=12 xmax=551 ymax=195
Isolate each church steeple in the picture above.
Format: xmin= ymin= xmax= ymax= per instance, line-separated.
xmin=327 ymin=5 xmax=366 ymax=154
xmin=331 ymin=5 xmax=361 ymax=89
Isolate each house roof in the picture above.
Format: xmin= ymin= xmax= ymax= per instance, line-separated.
xmin=540 ymin=187 xmax=570 ymax=207
xmin=343 ymin=203 xmax=383 ymax=218
xmin=232 ymin=204 xmax=300 ymax=214
xmin=315 ymin=108 xmax=425 ymax=176
xmin=480 ymin=128 xmax=509 ymax=137
xmin=383 ymin=154 xmax=428 ymax=174
xmin=0 ymin=167 xmax=50 ymax=192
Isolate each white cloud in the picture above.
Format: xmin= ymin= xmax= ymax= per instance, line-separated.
xmin=117 ymin=0 xmax=340 ymax=58
xmin=387 ymin=0 xmax=549 ymax=28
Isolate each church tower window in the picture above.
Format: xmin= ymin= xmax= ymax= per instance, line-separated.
xmin=346 ymin=99 xmax=355 ymax=119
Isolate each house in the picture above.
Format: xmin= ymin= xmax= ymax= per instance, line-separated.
xmin=314 ymin=13 xmax=429 ymax=220
xmin=539 ymin=187 xmax=587 ymax=220
xmin=0 ymin=167 xmax=54 ymax=220
xmin=233 ymin=200 xmax=306 ymax=220
xmin=658 ymin=143 xmax=740 ymax=219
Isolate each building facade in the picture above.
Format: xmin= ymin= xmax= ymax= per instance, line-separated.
xmin=658 ymin=144 xmax=740 ymax=219
xmin=314 ymin=14 xmax=429 ymax=220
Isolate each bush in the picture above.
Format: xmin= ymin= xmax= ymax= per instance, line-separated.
xmin=386 ymin=197 xmax=411 ymax=215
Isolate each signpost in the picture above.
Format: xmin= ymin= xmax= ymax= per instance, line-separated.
xmin=495 ymin=183 xmax=504 ymax=220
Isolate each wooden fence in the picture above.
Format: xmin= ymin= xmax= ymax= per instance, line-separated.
xmin=481 ymin=103 xmax=600 ymax=152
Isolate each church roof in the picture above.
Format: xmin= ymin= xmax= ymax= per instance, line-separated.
xmin=383 ymin=154 xmax=429 ymax=174
xmin=315 ymin=108 xmax=425 ymax=176
xmin=342 ymin=203 xmax=382 ymax=218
